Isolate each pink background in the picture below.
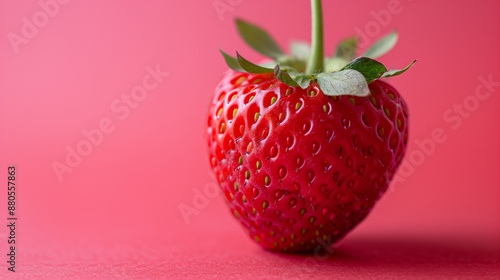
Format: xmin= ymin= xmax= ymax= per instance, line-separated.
xmin=0 ymin=0 xmax=499 ymax=279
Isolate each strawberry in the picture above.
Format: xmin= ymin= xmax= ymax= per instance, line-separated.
xmin=207 ymin=0 xmax=415 ymax=252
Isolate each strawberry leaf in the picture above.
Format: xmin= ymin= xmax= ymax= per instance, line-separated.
xmin=382 ymin=59 xmax=417 ymax=78
xmin=290 ymin=41 xmax=311 ymax=59
xmin=317 ymin=70 xmax=370 ymax=97
xmin=341 ymin=57 xmax=387 ymax=83
xmin=335 ymin=37 xmax=358 ymax=61
xmin=363 ymin=30 xmax=398 ymax=59
xmin=259 ymin=61 xmax=279 ymax=68
xmin=220 ymin=49 xmax=245 ymax=72
xmin=274 ymin=64 xmax=299 ymax=87
xmin=287 ymin=69 xmax=314 ymax=89
xmin=276 ymin=56 xmax=307 ymax=73
xmin=236 ymin=19 xmax=285 ymax=59
xmin=325 ymin=57 xmax=348 ymax=72
xmin=292 ymin=74 xmax=313 ymax=89
xmin=236 ymin=52 xmax=274 ymax=74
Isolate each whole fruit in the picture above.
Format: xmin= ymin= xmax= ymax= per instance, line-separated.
xmin=207 ymin=0 xmax=415 ymax=252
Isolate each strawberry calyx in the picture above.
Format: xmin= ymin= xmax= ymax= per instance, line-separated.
xmin=220 ymin=0 xmax=416 ymax=97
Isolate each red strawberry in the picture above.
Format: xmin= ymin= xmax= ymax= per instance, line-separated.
xmin=207 ymin=0 xmax=415 ymax=252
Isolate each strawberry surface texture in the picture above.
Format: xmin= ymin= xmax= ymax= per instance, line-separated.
xmin=207 ymin=71 xmax=408 ymax=252
xmin=206 ymin=0 xmax=415 ymax=252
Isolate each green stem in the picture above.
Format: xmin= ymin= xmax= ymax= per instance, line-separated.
xmin=306 ymin=0 xmax=324 ymax=74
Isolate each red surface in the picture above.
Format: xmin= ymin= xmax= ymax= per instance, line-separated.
xmin=0 ymin=0 xmax=499 ymax=279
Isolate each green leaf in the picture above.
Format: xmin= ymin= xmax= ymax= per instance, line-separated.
xmin=341 ymin=57 xmax=387 ymax=83
xmin=274 ymin=64 xmax=299 ymax=87
xmin=259 ymin=61 xmax=278 ymax=68
xmin=236 ymin=52 xmax=274 ymax=74
xmin=325 ymin=57 xmax=348 ymax=72
xmin=292 ymin=75 xmax=313 ymax=89
xmin=287 ymin=69 xmax=314 ymax=89
xmin=276 ymin=56 xmax=307 ymax=73
xmin=236 ymin=18 xmax=285 ymax=59
xmin=382 ymin=59 xmax=417 ymax=78
xmin=220 ymin=49 xmax=244 ymax=72
xmin=290 ymin=41 xmax=311 ymax=59
xmin=317 ymin=70 xmax=370 ymax=97
xmin=363 ymin=30 xmax=398 ymax=59
xmin=335 ymin=37 xmax=358 ymax=61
